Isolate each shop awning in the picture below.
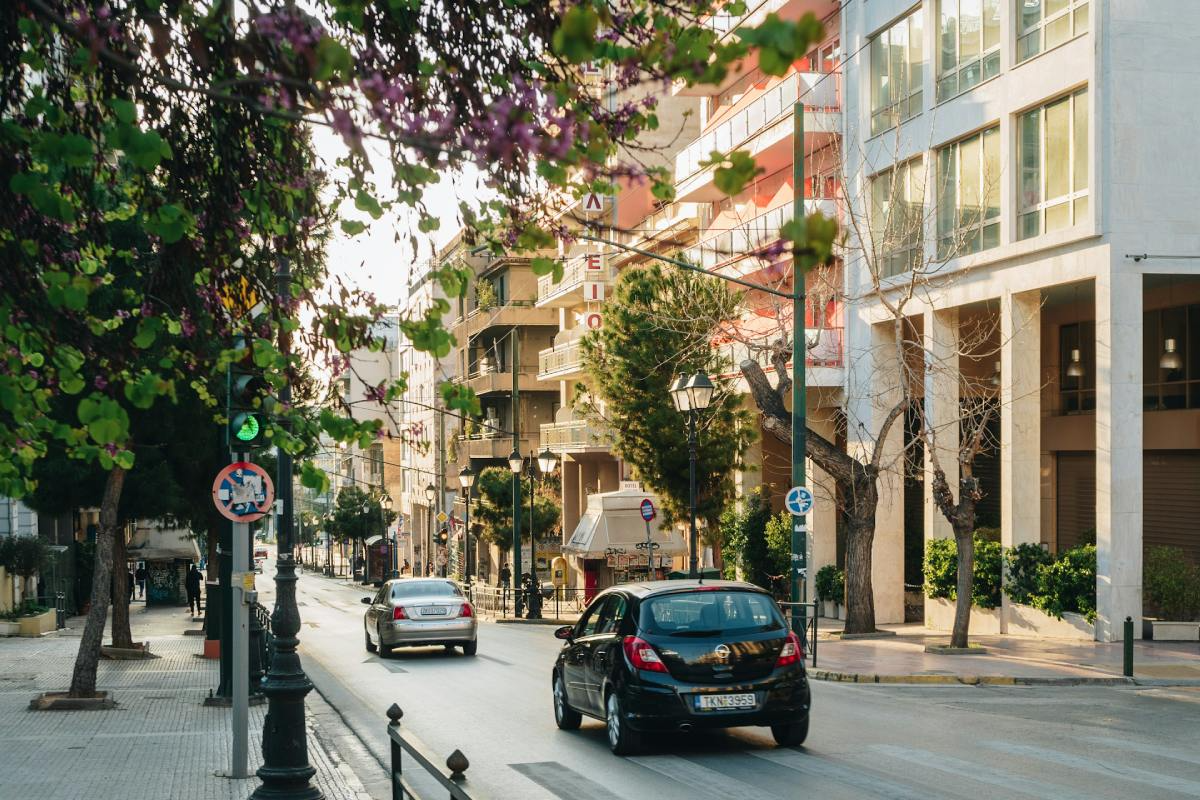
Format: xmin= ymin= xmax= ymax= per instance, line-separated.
xmin=128 ymin=522 xmax=201 ymax=561
xmin=564 ymin=488 xmax=688 ymax=559
xmin=364 ymin=535 xmax=383 ymax=546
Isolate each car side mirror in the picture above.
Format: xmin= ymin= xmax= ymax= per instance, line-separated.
xmin=554 ymin=625 xmax=574 ymax=641
xmin=361 ymin=597 xmax=372 ymax=605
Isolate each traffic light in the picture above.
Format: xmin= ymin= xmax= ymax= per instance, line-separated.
xmin=436 ymin=527 xmax=449 ymax=546
xmin=226 ymin=337 xmax=272 ymax=449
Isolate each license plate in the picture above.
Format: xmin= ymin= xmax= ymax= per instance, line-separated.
xmin=419 ymin=607 xmax=448 ymax=616
xmin=695 ymin=693 xmax=756 ymax=711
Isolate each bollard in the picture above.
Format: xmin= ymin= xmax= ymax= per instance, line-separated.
xmin=1123 ymin=616 xmax=1134 ymax=677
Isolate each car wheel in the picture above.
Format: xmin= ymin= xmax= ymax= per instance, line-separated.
xmin=443 ymin=643 xmax=457 ymax=652
xmin=364 ymin=626 xmax=376 ymax=653
xmin=376 ymin=624 xmax=391 ymax=658
xmin=605 ymin=691 xmax=640 ymax=755
xmin=771 ymin=716 xmax=809 ymax=747
xmin=553 ymin=673 xmax=581 ymax=731
xmin=461 ymin=639 xmax=478 ymax=656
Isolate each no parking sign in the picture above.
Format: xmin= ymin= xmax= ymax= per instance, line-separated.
xmin=212 ymin=462 xmax=275 ymax=523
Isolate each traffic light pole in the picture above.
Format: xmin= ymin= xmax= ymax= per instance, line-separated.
xmin=511 ymin=330 xmax=523 ymax=618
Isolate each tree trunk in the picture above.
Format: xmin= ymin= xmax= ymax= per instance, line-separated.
xmin=950 ymin=528 xmax=975 ymax=648
xmin=68 ymin=467 xmax=126 ymax=698
xmin=110 ymin=523 xmax=133 ymax=649
xmin=842 ymin=478 xmax=879 ymax=634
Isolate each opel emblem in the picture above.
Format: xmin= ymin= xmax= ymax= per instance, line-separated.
xmin=714 ymin=644 xmax=731 ymax=661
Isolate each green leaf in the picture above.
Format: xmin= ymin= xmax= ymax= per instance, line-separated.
xmin=77 ymin=394 xmax=130 ymax=446
xmin=340 ymin=219 xmax=366 ymax=235
xmin=552 ymin=4 xmax=599 ymax=63
xmin=708 ymin=150 xmax=762 ymax=196
xmin=114 ymin=450 xmax=136 ymax=470
xmin=354 ymin=190 xmax=383 ymax=220
xmin=59 ymin=134 xmax=93 ymax=167
xmin=133 ymin=317 xmax=161 ymax=348
xmin=314 ymin=37 xmax=353 ymax=81
xmin=300 ymin=462 xmax=331 ymax=494
xmin=417 ymin=216 xmax=440 ymax=233
xmin=108 ymin=97 xmax=136 ymax=124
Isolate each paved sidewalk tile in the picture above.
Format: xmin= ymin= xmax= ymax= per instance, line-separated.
xmin=0 ymin=606 xmax=375 ymax=800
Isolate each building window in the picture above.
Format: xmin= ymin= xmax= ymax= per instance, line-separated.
xmin=870 ymin=8 xmax=924 ymax=136
xmin=1059 ymin=320 xmax=1095 ymax=414
xmin=870 ymin=158 xmax=926 ymax=278
xmin=937 ymin=0 xmax=1000 ymax=102
xmin=1018 ymin=88 xmax=1088 ymax=240
xmin=1018 ymin=0 xmax=1088 ymax=63
xmin=1144 ymin=304 xmax=1200 ymax=411
xmin=936 ymin=126 xmax=1000 ymax=258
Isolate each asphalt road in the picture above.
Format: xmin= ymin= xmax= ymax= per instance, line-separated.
xmin=265 ymin=560 xmax=1200 ymax=800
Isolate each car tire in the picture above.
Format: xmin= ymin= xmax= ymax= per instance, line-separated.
xmin=376 ymin=624 xmax=391 ymax=658
xmin=553 ymin=673 xmax=581 ymax=731
xmin=443 ymin=643 xmax=457 ymax=652
xmin=605 ymin=690 xmax=640 ymax=755
xmin=771 ymin=716 xmax=809 ymax=747
xmin=364 ymin=626 xmax=376 ymax=653
xmin=462 ymin=639 xmax=478 ymax=656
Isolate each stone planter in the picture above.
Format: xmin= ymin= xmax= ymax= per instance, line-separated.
xmin=1008 ymin=602 xmax=1095 ymax=640
xmin=837 ymin=603 xmax=847 ymax=621
xmin=1151 ymin=620 xmax=1200 ymax=641
xmin=17 ymin=609 xmax=56 ymax=637
xmin=924 ymin=596 xmax=1002 ymax=635
xmin=822 ymin=600 xmax=836 ymax=618
xmin=0 ymin=621 xmax=20 ymax=637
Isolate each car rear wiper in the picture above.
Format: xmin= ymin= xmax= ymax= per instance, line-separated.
xmin=666 ymin=629 xmax=724 ymax=637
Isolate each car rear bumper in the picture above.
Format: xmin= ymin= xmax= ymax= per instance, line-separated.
xmin=381 ymin=618 xmax=477 ymax=647
xmin=622 ymin=670 xmax=810 ymax=732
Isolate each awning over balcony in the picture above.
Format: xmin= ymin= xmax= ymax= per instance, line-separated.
xmin=564 ymin=488 xmax=688 ymax=559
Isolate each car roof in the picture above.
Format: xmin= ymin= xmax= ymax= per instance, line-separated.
xmin=602 ymin=579 xmax=769 ymax=600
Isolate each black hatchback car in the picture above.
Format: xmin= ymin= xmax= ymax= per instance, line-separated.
xmin=551 ymin=580 xmax=810 ymax=755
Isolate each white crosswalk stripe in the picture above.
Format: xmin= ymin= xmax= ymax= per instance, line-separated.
xmin=627 ymin=755 xmax=758 ymax=799
xmin=870 ymin=744 xmax=1097 ymax=800
xmin=985 ymin=740 xmax=1200 ymax=797
xmin=751 ymin=747 xmax=952 ymax=800
xmin=1082 ymin=735 xmax=1200 ymax=767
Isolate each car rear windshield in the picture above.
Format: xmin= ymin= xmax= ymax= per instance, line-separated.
xmin=390 ymin=581 xmax=462 ymax=599
xmin=639 ymin=590 xmax=785 ymax=636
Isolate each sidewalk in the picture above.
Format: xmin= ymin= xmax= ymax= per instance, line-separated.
xmin=0 ymin=603 xmax=377 ymax=800
xmin=809 ymin=618 xmax=1200 ymax=685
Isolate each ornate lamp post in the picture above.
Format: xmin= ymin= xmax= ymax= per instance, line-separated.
xmin=507 ymin=448 xmax=525 ymax=617
xmin=527 ymin=447 xmax=558 ymax=619
xmin=458 ymin=465 xmax=476 ymax=584
xmin=423 ymin=483 xmax=436 ymax=577
xmin=381 ymin=494 xmax=395 ymax=579
xmin=670 ymin=371 xmax=714 ymax=579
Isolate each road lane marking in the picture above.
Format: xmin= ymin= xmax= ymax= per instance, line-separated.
xmin=510 ymin=761 xmax=624 ymax=800
xmin=628 ymin=754 xmax=762 ymax=798
xmin=476 ymin=653 xmax=512 ymax=666
xmin=870 ymin=744 xmax=1095 ymax=800
xmin=1082 ymin=735 xmax=1200 ymax=767
xmin=752 ymin=747 xmax=948 ymax=800
xmin=985 ymin=740 xmax=1200 ymax=797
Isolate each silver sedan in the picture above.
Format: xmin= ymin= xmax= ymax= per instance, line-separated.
xmin=362 ymin=578 xmax=478 ymax=656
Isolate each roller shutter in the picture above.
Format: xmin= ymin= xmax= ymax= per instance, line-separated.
xmin=1143 ymin=451 xmax=1200 ymax=564
xmin=1055 ymin=451 xmax=1095 ymax=553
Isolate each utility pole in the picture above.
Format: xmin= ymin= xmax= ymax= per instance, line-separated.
xmin=790 ymin=101 xmax=808 ymax=639
xmin=251 ymin=256 xmax=322 ymax=800
xmin=511 ymin=328 xmax=523 ymax=617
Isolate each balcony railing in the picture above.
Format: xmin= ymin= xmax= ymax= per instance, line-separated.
xmin=717 ymin=326 xmax=844 ymax=374
xmin=538 ymin=338 xmax=586 ymax=379
xmin=540 ymin=418 xmax=610 ymax=452
xmin=537 ymin=254 xmax=614 ymax=305
xmin=674 ymin=72 xmax=840 ymax=182
xmin=682 ymin=197 xmax=837 ymax=272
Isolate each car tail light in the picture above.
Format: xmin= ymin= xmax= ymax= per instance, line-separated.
xmin=623 ymin=636 xmax=668 ymax=673
xmin=776 ymin=631 xmax=802 ymax=668
xmin=392 ymin=606 xmax=408 ymax=621
xmin=460 ymin=603 xmax=473 ymax=618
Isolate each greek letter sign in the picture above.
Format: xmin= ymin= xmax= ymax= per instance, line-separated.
xmin=212 ymin=462 xmax=275 ymax=523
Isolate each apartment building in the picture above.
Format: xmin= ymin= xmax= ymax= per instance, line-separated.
xmin=836 ymin=0 xmax=1200 ymax=639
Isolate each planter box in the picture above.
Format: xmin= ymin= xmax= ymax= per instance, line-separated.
xmin=821 ymin=600 xmax=835 ymax=618
xmin=18 ymin=610 xmax=56 ymax=637
xmin=1008 ymin=602 xmax=1094 ymax=641
xmin=0 ymin=621 xmax=19 ymax=637
xmin=837 ymin=603 xmax=847 ymax=621
xmin=1151 ymin=621 xmax=1200 ymax=642
xmin=924 ymin=596 xmax=1002 ymax=635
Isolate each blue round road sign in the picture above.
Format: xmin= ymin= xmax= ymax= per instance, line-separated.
xmin=785 ymin=486 xmax=814 ymax=516
xmin=639 ymin=498 xmax=656 ymax=522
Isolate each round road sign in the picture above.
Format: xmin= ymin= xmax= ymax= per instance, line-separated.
xmin=212 ymin=461 xmax=275 ymax=523
xmin=785 ymin=485 xmax=814 ymax=516
xmin=639 ymin=498 xmax=656 ymax=522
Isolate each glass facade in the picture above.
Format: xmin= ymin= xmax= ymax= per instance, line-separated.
xmin=1018 ymin=0 xmax=1089 ymax=63
xmin=870 ymin=8 xmax=924 ymax=136
xmin=936 ymin=126 xmax=1000 ymax=258
xmin=1018 ymin=89 xmax=1088 ymax=240
xmin=870 ymin=158 xmax=926 ymax=278
xmin=938 ymin=0 xmax=1001 ymax=102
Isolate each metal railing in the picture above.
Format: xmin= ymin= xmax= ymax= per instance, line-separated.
xmin=778 ymin=601 xmax=819 ymax=668
xmin=536 ymin=254 xmax=615 ymax=303
xmin=539 ymin=418 xmax=610 ymax=451
xmin=717 ymin=326 xmax=844 ymax=374
xmin=468 ymin=584 xmax=590 ymax=620
xmin=537 ymin=338 xmax=585 ymax=378
xmin=387 ymin=704 xmax=489 ymax=800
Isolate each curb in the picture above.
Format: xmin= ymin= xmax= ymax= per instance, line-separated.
xmin=808 ymin=669 xmax=1136 ymax=686
xmin=491 ymin=617 xmax=575 ymax=626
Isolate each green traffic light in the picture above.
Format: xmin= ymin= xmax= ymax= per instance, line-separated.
xmin=233 ymin=412 xmax=261 ymax=442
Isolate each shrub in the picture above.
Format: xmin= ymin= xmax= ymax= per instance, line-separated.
xmin=1144 ymin=546 xmax=1200 ymax=621
xmin=1030 ymin=544 xmax=1097 ymax=623
xmin=814 ymin=564 xmax=845 ymax=603
xmin=923 ymin=532 xmax=1002 ymax=609
xmin=7 ymin=537 xmax=47 ymax=581
xmin=1004 ymin=543 xmax=1053 ymax=605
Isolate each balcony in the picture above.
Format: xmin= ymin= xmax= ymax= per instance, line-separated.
xmin=538 ymin=337 xmax=588 ymax=381
xmin=612 ymin=204 xmax=701 ymax=267
xmin=540 ymin=418 xmax=612 ymax=454
xmin=674 ymin=72 xmax=841 ymax=203
xmin=454 ymin=302 xmax=558 ymax=339
xmin=717 ymin=326 xmax=844 ymax=388
xmin=458 ymin=431 xmax=541 ymax=461
xmin=682 ymin=197 xmax=837 ymax=274
xmin=457 ymin=366 xmax=558 ymax=396
xmin=536 ymin=253 xmax=616 ymax=308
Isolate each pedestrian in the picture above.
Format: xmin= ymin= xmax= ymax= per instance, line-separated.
xmin=185 ymin=563 xmax=202 ymax=616
xmin=135 ymin=564 xmax=147 ymax=599
xmin=499 ymin=562 xmax=511 ymax=588
xmin=425 ymin=559 xmax=434 ymax=577
xmin=127 ymin=568 xmax=135 ymax=603
xmin=402 ymin=559 xmax=410 ymax=575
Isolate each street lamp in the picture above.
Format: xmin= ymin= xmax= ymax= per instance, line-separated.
xmin=671 ymin=370 xmax=714 ymax=579
xmin=424 ymin=483 xmax=436 ymax=578
xmin=507 ymin=447 xmax=525 ymax=616
xmin=525 ymin=447 xmax=558 ymax=620
xmin=381 ymin=494 xmax=395 ymax=579
xmin=458 ymin=465 xmax=476 ymax=585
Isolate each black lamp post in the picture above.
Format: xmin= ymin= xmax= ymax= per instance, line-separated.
xmin=459 ymin=465 xmax=476 ymax=584
xmin=424 ymin=483 xmax=436 ymax=577
xmin=670 ymin=370 xmax=715 ymax=579
xmin=507 ymin=447 xmax=525 ymax=617
xmin=527 ymin=447 xmax=558 ymax=620
xmin=381 ymin=494 xmax=395 ymax=579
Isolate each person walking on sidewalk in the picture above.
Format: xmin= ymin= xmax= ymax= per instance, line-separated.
xmin=135 ymin=564 xmax=147 ymax=599
xmin=186 ymin=564 xmax=202 ymax=616
xmin=127 ymin=568 xmax=136 ymax=603
xmin=499 ymin=563 xmax=511 ymax=589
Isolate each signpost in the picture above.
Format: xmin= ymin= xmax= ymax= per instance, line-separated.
xmin=638 ymin=499 xmax=659 ymax=580
xmin=211 ymin=461 xmax=274 ymax=780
